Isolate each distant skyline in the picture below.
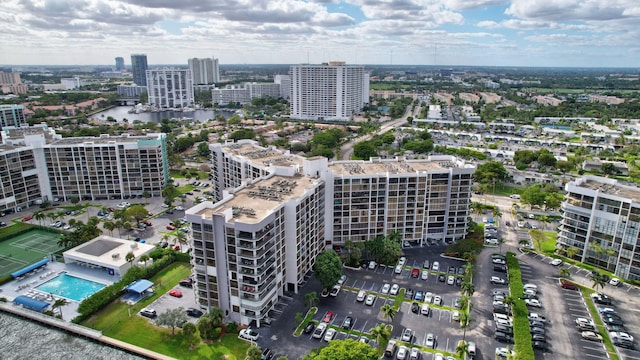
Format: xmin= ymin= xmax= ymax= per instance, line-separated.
xmin=2 ymin=0 xmax=640 ymax=68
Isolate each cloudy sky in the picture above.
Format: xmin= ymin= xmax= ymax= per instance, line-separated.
xmin=2 ymin=0 xmax=640 ymax=67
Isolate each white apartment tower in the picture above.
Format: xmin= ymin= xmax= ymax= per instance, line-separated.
xmin=290 ymin=62 xmax=369 ymax=121
xmin=188 ymin=57 xmax=220 ymax=85
xmin=558 ymin=176 xmax=640 ymax=281
xmin=146 ymin=68 xmax=194 ymax=109
xmin=186 ymin=140 xmax=474 ymax=326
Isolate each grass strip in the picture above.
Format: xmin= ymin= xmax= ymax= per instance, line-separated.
xmin=506 ymin=252 xmax=534 ymax=360
xmin=294 ymin=307 xmax=318 ymax=336
xmin=580 ymin=287 xmax=620 ymax=360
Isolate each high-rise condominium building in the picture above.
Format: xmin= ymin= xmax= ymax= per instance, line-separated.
xmin=130 ymin=54 xmax=148 ymax=87
xmin=146 ymin=68 xmax=194 ymax=109
xmin=115 ymin=57 xmax=125 ymax=71
xmin=188 ymin=57 xmax=220 ymax=85
xmin=289 ymin=61 xmax=370 ymax=121
xmin=0 ymin=71 xmax=27 ymax=95
xmin=558 ymin=176 xmax=640 ymax=281
xmin=0 ymin=124 xmax=168 ymax=213
xmin=186 ymin=140 xmax=474 ymax=326
xmin=0 ymin=105 xmax=27 ymax=129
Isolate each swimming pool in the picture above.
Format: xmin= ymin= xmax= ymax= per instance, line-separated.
xmin=36 ymin=273 xmax=106 ymax=302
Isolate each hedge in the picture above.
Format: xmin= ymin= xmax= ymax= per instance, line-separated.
xmin=73 ymin=253 xmax=177 ymax=323
xmin=506 ymin=252 xmax=534 ymax=360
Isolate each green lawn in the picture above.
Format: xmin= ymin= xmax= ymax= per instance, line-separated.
xmin=530 ymin=230 xmax=557 ymax=254
xmin=82 ymin=262 xmax=249 ymax=359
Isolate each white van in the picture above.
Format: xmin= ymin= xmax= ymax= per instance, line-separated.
xmin=467 ymin=341 xmax=476 ymax=357
xmin=510 ymin=194 xmax=520 ymax=199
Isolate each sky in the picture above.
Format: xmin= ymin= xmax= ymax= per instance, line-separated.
xmin=1 ymin=0 xmax=640 ymax=68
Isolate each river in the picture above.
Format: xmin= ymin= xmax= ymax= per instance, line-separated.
xmin=0 ymin=312 xmax=146 ymax=360
xmin=90 ymin=106 xmax=234 ymax=123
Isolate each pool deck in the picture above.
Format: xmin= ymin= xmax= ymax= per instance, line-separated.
xmin=0 ymin=260 xmax=118 ymax=320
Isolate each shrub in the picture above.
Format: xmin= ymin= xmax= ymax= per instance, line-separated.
xmin=226 ymin=322 xmax=239 ymax=334
xmin=506 ymin=252 xmax=534 ymax=360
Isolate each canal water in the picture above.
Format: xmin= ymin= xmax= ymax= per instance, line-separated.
xmin=0 ymin=312 xmax=146 ymax=360
xmin=90 ymin=106 xmax=233 ymax=123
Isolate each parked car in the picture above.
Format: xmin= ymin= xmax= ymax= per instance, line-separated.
xmin=329 ymin=285 xmax=341 ymax=297
xmin=312 ymin=322 xmax=327 ymax=339
xmin=381 ymin=283 xmax=391 ymax=294
xmin=550 ymin=258 xmax=563 ymax=266
xmin=421 ymin=304 xmax=431 ymax=316
xmin=239 ymin=328 xmax=259 ymax=341
xmin=432 ymin=261 xmax=440 ymax=271
xmin=323 ymin=328 xmax=336 ymax=342
xmin=411 ymin=268 xmax=420 ymax=278
xmin=303 ymin=322 xmax=315 ymax=334
xmin=491 ymin=276 xmax=507 ymax=285
xmin=433 ymin=295 xmax=442 ymax=306
xmin=421 ymin=270 xmax=429 ymax=280
xmin=186 ymin=308 xmax=203 ymax=317
xmin=446 ymin=276 xmax=455 ymax=285
xmin=365 ymin=294 xmax=376 ymax=306
xmin=342 ymin=316 xmax=354 ymax=329
xmin=581 ymin=331 xmax=603 ymax=341
xmin=495 ymin=332 xmax=514 ymax=343
xmin=322 ymin=311 xmax=335 ymax=323
xmin=356 ymin=290 xmax=366 ymax=302
xmin=561 ymin=281 xmax=579 ymax=290
xmin=140 ymin=308 xmax=157 ymax=318
xmin=525 ymin=299 xmax=542 ymax=308
xmin=168 ymin=289 xmax=183 ymax=297
xmin=401 ymin=328 xmax=413 ymax=342
xmin=390 ymin=284 xmax=400 ymax=295
xmin=425 ymin=333 xmax=435 ymax=348
xmin=338 ymin=275 xmax=347 ymax=285
xmin=166 ymin=224 xmax=176 ymax=230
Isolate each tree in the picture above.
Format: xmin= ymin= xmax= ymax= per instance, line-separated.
xmin=559 ymin=267 xmax=571 ymax=278
xmin=181 ymin=322 xmax=198 ymax=348
xmin=302 ymin=338 xmax=378 ymax=360
xmin=197 ymin=309 xmax=223 ymax=341
xmin=461 ymin=281 xmax=475 ymax=297
xmin=471 ymin=202 xmax=484 ymax=216
xmin=196 ymin=142 xmax=210 ymax=157
xmin=125 ymin=205 xmax=149 ymax=226
xmin=51 ymin=298 xmax=68 ymax=319
xmin=313 ymin=250 xmax=343 ymax=290
xmin=601 ymin=162 xmax=616 ymax=175
xmin=521 ymin=185 xmax=547 ymax=209
xmin=473 ymin=161 xmax=509 ymax=185
xmin=156 ymin=307 xmax=189 ymax=335
xmin=353 ymin=141 xmax=378 ymax=160
xmin=103 ymin=221 xmax=116 ymax=236
xmin=33 ymin=211 xmax=46 ymax=227
xmin=381 ymin=303 xmax=396 ymax=323
xmin=246 ymin=346 xmax=262 ymax=360
xmin=304 ymin=292 xmax=319 ymax=308
xmin=139 ymin=254 xmax=151 ymax=268
xmin=369 ymin=323 xmax=391 ymax=355
xmin=364 ymin=235 xmax=402 ymax=265
xmin=591 ymin=273 xmax=607 ymax=293
xmin=459 ymin=310 xmax=472 ymax=341
xmin=492 ymin=207 xmax=502 ymax=219
xmin=456 ymin=340 xmax=469 ymax=360
xmin=125 ymin=251 xmax=135 ymax=266
xmin=566 ymin=246 xmax=580 ymax=260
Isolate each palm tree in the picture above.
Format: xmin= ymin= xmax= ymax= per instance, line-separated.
xmin=456 ymin=339 xmax=469 ymax=359
xmin=161 ymin=233 xmax=172 ymax=247
xmin=125 ymin=251 xmax=135 ymax=266
xmin=304 ymin=292 xmax=318 ymax=308
xmin=503 ymin=295 xmax=515 ymax=309
xmin=463 ymin=262 xmax=474 ymax=279
xmin=471 ymin=202 xmax=484 ymax=216
xmin=139 ymin=254 xmax=151 ymax=268
xmin=174 ymin=230 xmax=187 ymax=248
xmin=559 ymin=267 xmax=571 ymax=278
xmin=33 ymin=211 xmax=46 ymax=227
xmin=458 ymin=295 xmax=470 ymax=311
xmin=592 ymin=273 xmax=607 ymax=293
xmin=566 ymin=246 xmax=580 ymax=260
xmin=459 ymin=310 xmax=472 ymax=341
xmin=461 ymin=281 xmax=475 ymax=297
xmin=51 ymin=298 xmax=68 ymax=319
xmin=381 ymin=303 xmax=396 ymax=323
xmin=369 ymin=323 xmax=391 ymax=355
xmin=103 ymin=221 xmax=116 ymax=236
xmin=462 ymin=252 xmax=476 ymax=264
xmin=492 ymin=207 xmax=502 ymax=220
xmin=207 ymin=307 xmax=224 ymax=327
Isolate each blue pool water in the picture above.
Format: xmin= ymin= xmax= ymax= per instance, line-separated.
xmin=36 ymin=273 xmax=105 ymax=301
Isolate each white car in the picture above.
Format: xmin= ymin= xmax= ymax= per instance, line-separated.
xmin=356 ymin=290 xmax=366 ymax=302
xmin=495 ymin=347 xmax=515 ymax=357
xmin=447 ymin=276 xmax=455 ymax=285
xmin=421 ymin=270 xmax=429 ymax=280
xmin=239 ymin=328 xmax=259 ymax=341
xmin=609 ymin=278 xmax=620 ymax=286
xmin=575 ymin=318 xmax=595 ymax=327
xmin=395 ymin=264 xmax=403 ymax=274
xmin=425 ymin=333 xmax=435 ymax=348
xmin=528 ymin=313 xmax=546 ymax=322
xmin=396 ymin=346 xmax=408 ymax=360
xmin=312 ymin=322 xmax=327 ymax=339
xmin=401 ymin=328 xmax=413 ymax=342
xmin=433 ymin=295 xmax=442 ymax=306
xmin=368 ymin=261 xmax=377 ymax=270
xmin=409 ymin=348 xmax=420 ymax=360
xmin=338 ymin=275 xmax=347 ymax=285
xmin=398 ymin=256 xmax=407 ymax=266
xmin=421 ymin=304 xmax=431 ymax=315
xmin=485 ymin=239 xmax=499 ymax=245
xmin=523 ymin=284 xmax=538 ymax=291
xmin=175 ymin=205 xmax=185 ymax=211
xmin=581 ymin=331 xmax=603 ymax=341
xmin=550 ymin=259 xmax=563 ymax=266
xmin=390 ymin=284 xmax=400 ymax=295
xmin=365 ymin=294 xmax=376 ymax=306
xmin=432 ymin=261 xmax=440 ymax=271
xmin=609 ymin=331 xmax=634 ymax=342
xmin=490 ymin=276 xmax=506 ymax=285
xmin=492 ymin=258 xmax=506 ymax=265
xmin=425 ymin=292 xmax=434 ymax=303
xmin=381 ymin=283 xmax=391 ymax=294
xmin=452 ymin=310 xmax=460 ymax=321
xmin=323 ymin=328 xmax=336 ymax=342
xmin=525 ymin=299 xmax=542 ymax=308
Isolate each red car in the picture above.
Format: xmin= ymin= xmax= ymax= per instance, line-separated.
xmin=22 ymin=216 xmax=33 ymax=222
xmin=322 ymin=311 xmax=335 ymax=323
xmin=561 ymin=281 xmax=579 ymax=290
xmin=168 ymin=289 xmax=183 ymax=298
xmin=143 ymin=220 xmax=153 ymax=227
xmin=166 ymin=224 xmax=176 ymax=230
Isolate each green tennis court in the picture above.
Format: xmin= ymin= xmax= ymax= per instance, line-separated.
xmin=0 ymin=228 xmax=64 ymax=277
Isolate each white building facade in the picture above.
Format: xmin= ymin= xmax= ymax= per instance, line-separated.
xmin=146 ymin=68 xmax=194 ymax=109
xmin=558 ymin=176 xmax=640 ymax=281
xmin=187 ymin=140 xmax=474 ymax=326
xmin=289 ymin=62 xmax=369 ymax=121
xmin=188 ymin=57 xmax=220 ymax=85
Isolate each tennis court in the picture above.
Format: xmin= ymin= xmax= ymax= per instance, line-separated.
xmin=0 ymin=229 xmax=64 ymax=278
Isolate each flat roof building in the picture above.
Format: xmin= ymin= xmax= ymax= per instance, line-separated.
xmin=187 ymin=140 xmax=474 ymax=326
xmin=559 ymin=176 xmax=640 ymax=281
xmin=131 ymin=54 xmax=148 ymax=87
xmin=146 ymin=68 xmax=194 ymax=109
xmin=63 ymin=236 xmax=155 ymax=277
xmin=0 ymin=105 xmax=27 ymax=129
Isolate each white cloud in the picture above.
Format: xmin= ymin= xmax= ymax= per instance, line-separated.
xmin=506 ymin=0 xmax=638 ymax=22
xmin=444 ymin=0 xmax=506 ymax=11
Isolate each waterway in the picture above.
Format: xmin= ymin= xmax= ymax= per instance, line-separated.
xmin=0 ymin=312 xmax=146 ymax=360
xmin=90 ymin=106 xmax=233 ymax=123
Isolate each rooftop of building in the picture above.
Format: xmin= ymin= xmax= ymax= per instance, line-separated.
xmin=49 ymin=133 xmax=162 ymax=145
xmin=195 ymin=174 xmax=319 ymax=223
xmin=328 ymin=157 xmax=467 ymax=176
xmin=64 ymin=235 xmax=155 ymax=268
xmin=576 ymin=177 xmax=640 ymax=201
xmin=222 ymin=142 xmax=303 ymax=167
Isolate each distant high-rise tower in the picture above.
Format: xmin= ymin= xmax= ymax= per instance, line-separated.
xmin=115 ymin=57 xmax=125 ymax=71
xmin=188 ymin=57 xmax=220 ymax=85
xmin=131 ymin=54 xmax=148 ymax=86
xmin=146 ymin=68 xmax=194 ymax=109
xmin=289 ymin=61 xmax=369 ymax=121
